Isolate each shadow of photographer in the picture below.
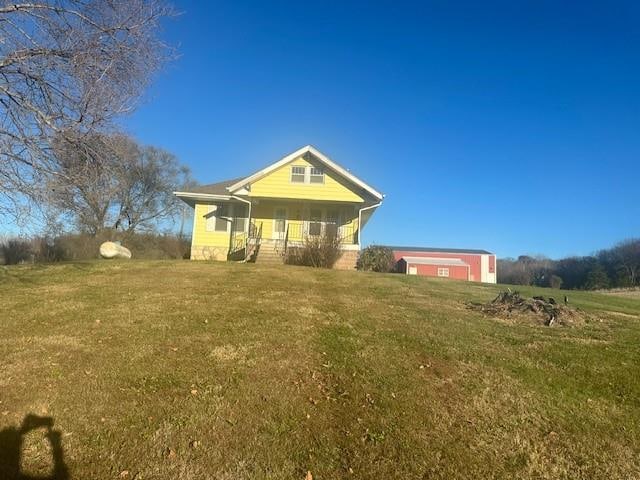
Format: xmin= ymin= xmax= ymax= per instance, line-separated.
xmin=0 ymin=414 xmax=69 ymax=480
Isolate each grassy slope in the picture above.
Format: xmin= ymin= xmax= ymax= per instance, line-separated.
xmin=1 ymin=261 xmax=639 ymax=479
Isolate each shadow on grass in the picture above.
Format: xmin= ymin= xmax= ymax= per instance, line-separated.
xmin=0 ymin=414 xmax=69 ymax=480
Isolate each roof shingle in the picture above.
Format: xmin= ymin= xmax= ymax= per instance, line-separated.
xmin=187 ymin=177 xmax=247 ymax=196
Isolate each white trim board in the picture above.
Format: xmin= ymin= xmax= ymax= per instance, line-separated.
xmin=173 ymin=191 xmax=232 ymax=201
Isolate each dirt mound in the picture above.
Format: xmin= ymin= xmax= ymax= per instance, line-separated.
xmin=468 ymin=289 xmax=589 ymax=327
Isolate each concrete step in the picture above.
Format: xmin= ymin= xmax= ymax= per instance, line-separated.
xmin=253 ymin=245 xmax=284 ymax=264
xmin=254 ymin=258 xmax=284 ymax=265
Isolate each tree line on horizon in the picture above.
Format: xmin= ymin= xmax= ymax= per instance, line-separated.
xmin=498 ymin=239 xmax=640 ymax=290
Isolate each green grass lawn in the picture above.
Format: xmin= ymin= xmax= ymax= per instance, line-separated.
xmin=1 ymin=261 xmax=639 ymax=479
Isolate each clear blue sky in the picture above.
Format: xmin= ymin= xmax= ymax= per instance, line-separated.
xmin=124 ymin=0 xmax=640 ymax=259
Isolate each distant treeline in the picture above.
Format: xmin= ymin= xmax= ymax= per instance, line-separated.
xmin=498 ymin=239 xmax=640 ymax=290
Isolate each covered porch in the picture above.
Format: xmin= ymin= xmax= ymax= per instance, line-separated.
xmin=248 ymin=199 xmax=360 ymax=245
xmin=226 ymin=199 xmax=362 ymax=262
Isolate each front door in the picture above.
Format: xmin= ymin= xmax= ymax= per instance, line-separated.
xmin=325 ymin=209 xmax=339 ymax=238
xmin=308 ymin=208 xmax=322 ymax=236
xmin=273 ymin=207 xmax=287 ymax=239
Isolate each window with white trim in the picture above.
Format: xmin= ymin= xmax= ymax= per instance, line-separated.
xmin=205 ymin=203 xmax=248 ymax=233
xmin=308 ymin=208 xmax=322 ymax=236
xmin=325 ymin=209 xmax=339 ymax=237
xmin=214 ymin=204 xmax=229 ymax=232
xmin=205 ymin=205 xmax=217 ymax=232
xmin=290 ymin=165 xmax=326 ymax=184
xmin=291 ymin=166 xmax=306 ymax=183
xmin=437 ymin=267 xmax=449 ymax=277
xmin=309 ymin=166 xmax=324 ymax=184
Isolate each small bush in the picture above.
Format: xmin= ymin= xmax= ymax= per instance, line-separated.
xmin=1 ymin=238 xmax=33 ymax=265
xmin=357 ymin=245 xmax=395 ymax=272
xmin=549 ymin=274 xmax=563 ymax=289
xmin=285 ymin=233 xmax=342 ymax=268
xmin=32 ymin=237 xmax=67 ymax=263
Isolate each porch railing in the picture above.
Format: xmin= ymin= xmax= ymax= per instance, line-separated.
xmin=277 ymin=221 xmax=357 ymax=245
xmin=229 ymin=218 xmax=355 ymax=262
xmin=228 ymin=220 xmax=262 ymax=261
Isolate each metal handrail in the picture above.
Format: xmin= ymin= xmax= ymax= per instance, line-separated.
xmin=285 ymin=221 xmax=356 ymax=244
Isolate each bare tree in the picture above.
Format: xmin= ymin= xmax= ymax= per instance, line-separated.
xmin=48 ymin=132 xmax=191 ymax=235
xmin=47 ymin=131 xmax=135 ymax=234
xmin=610 ymin=239 xmax=640 ymax=286
xmin=115 ymin=146 xmax=192 ymax=233
xmin=0 ymin=0 xmax=172 ymax=215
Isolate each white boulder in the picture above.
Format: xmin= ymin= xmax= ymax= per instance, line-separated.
xmin=99 ymin=241 xmax=132 ymax=259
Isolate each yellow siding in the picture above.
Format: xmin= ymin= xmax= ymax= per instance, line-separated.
xmin=249 ymin=155 xmax=365 ymax=202
xmin=192 ymin=203 xmax=230 ymax=248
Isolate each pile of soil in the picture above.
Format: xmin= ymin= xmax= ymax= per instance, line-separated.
xmin=468 ymin=289 xmax=588 ymax=327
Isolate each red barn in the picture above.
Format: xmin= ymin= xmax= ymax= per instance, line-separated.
xmin=389 ymin=246 xmax=497 ymax=283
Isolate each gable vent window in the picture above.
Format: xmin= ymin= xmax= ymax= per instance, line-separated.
xmin=309 ymin=167 xmax=324 ymax=184
xmin=291 ymin=166 xmax=306 ymax=183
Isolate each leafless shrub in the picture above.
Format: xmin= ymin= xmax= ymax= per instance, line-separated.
xmin=0 ymin=231 xmax=190 ymax=263
xmin=32 ymin=236 xmax=66 ymax=262
xmin=0 ymin=238 xmax=33 ymax=264
xmin=356 ymin=245 xmax=395 ymax=272
xmin=285 ymin=233 xmax=342 ymax=268
xmin=53 ymin=231 xmax=190 ymax=260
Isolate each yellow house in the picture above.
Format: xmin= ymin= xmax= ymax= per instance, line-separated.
xmin=174 ymin=145 xmax=384 ymax=269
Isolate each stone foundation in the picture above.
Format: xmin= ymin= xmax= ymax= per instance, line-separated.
xmin=190 ymin=243 xmax=359 ymax=270
xmin=190 ymin=245 xmax=229 ymax=261
xmin=333 ymin=249 xmax=359 ymax=270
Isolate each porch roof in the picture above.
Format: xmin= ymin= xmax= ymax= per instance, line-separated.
xmin=187 ymin=177 xmax=247 ymax=196
xmin=173 ymin=177 xmax=248 ymax=206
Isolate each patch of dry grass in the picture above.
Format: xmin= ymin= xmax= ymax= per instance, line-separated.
xmin=598 ymin=287 xmax=640 ymax=299
xmin=0 ymin=261 xmax=639 ymax=479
